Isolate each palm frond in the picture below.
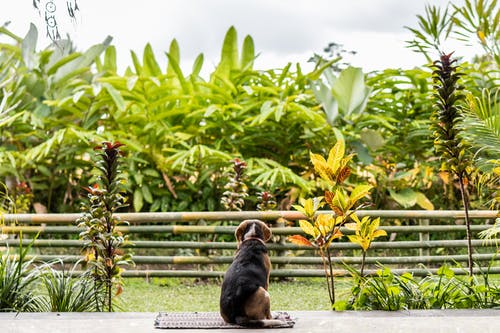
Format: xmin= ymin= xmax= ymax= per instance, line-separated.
xmin=463 ymin=88 xmax=500 ymax=159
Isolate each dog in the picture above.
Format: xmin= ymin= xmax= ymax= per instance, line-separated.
xmin=220 ymin=219 xmax=285 ymax=327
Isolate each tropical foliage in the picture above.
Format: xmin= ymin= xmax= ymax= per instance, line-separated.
xmin=0 ymin=239 xmax=41 ymax=311
xmin=342 ymin=265 xmax=500 ymax=310
xmin=288 ymin=140 xmax=386 ymax=305
xmin=1 ymin=2 xmax=499 ymax=213
xmin=0 ymin=242 xmax=102 ymax=312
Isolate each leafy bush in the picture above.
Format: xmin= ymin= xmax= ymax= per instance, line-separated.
xmin=342 ymin=265 xmax=500 ymax=310
xmin=0 ymin=240 xmax=41 ymax=312
xmin=37 ymin=260 xmax=98 ymax=312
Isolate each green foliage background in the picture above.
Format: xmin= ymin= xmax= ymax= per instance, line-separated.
xmin=0 ymin=0 xmax=499 ymax=213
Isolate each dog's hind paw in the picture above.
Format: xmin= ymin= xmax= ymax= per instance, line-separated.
xmin=272 ymin=311 xmax=294 ymax=323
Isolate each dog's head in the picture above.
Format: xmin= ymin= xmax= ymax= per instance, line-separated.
xmin=235 ymin=219 xmax=272 ymax=246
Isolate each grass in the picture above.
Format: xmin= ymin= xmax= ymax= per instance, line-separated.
xmin=119 ymin=277 xmax=353 ymax=312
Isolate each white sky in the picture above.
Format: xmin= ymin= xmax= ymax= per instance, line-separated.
xmin=0 ymin=0 xmax=481 ymax=76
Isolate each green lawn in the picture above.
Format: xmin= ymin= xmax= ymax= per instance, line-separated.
xmin=119 ymin=277 xmax=353 ymax=312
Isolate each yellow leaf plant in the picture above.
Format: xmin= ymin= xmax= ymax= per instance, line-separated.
xmin=288 ymin=139 xmax=385 ymax=307
xmin=345 ymin=215 xmax=387 ymax=276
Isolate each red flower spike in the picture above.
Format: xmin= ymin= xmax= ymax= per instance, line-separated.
xmin=261 ymin=192 xmax=272 ymax=201
xmin=82 ymin=184 xmax=101 ymax=194
xmin=233 ymin=158 xmax=247 ymax=169
xmin=94 ymin=141 xmax=126 ymax=151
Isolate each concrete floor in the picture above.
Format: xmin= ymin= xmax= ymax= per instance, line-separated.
xmin=1 ymin=310 xmax=499 ymax=333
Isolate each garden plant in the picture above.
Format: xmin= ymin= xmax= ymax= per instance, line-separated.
xmin=288 ymin=139 xmax=386 ymax=306
xmin=77 ymin=141 xmax=133 ymax=312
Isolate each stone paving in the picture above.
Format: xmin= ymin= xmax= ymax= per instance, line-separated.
xmin=1 ymin=310 xmax=499 ymax=333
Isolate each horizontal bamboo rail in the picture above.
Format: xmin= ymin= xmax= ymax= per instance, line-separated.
xmin=0 ymin=224 xmax=493 ymax=235
xmin=1 ymin=238 xmax=498 ymax=250
xmin=2 ymin=210 xmax=498 ymax=224
xmin=118 ymin=266 xmax=500 ymax=278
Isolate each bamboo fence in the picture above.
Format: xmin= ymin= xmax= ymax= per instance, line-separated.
xmin=1 ymin=210 xmax=499 ymax=277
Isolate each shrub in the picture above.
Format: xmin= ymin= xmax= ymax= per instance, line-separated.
xmin=37 ymin=260 xmax=99 ymax=312
xmin=344 ymin=265 xmax=500 ymax=310
xmin=77 ymin=141 xmax=133 ymax=312
xmin=0 ymin=239 xmax=41 ymax=312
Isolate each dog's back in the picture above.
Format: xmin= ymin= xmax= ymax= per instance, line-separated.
xmin=220 ymin=239 xmax=269 ymax=323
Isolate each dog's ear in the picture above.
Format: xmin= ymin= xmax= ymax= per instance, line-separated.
xmin=257 ymin=221 xmax=272 ymax=242
xmin=235 ymin=220 xmax=249 ymax=243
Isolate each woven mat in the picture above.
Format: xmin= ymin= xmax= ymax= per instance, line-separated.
xmin=154 ymin=311 xmax=295 ymax=329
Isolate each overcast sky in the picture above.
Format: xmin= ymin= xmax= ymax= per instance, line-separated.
xmin=1 ymin=0 xmax=479 ymax=76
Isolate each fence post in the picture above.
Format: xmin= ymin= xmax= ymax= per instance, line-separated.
xmin=419 ymin=219 xmax=430 ymax=257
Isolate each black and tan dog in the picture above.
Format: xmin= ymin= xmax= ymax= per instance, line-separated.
xmin=220 ymin=219 xmax=285 ymax=327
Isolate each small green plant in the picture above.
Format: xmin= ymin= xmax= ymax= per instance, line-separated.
xmin=0 ymin=237 xmax=41 ymax=312
xmin=432 ymin=52 xmax=475 ymax=277
xmin=77 ymin=141 xmax=133 ymax=312
xmin=37 ymin=260 xmax=98 ymax=312
xmin=345 ymin=215 xmax=386 ymax=277
xmin=220 ymin=158 xmax=248 ymax=211
xmin=346 ymin=264 xmax=500 ymax=310
xmin=348 ymin=267 xmax=425 ymax=311
xmin=256 ymin=191 xmax=277 ymax=211
xmin=0 ymin=182 xmax=33 ymax=214
xmin=288 ymin=139 xmax=383 ymax=307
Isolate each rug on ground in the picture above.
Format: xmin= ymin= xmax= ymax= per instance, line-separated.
xmin=154 ymin=311 xmax=295 ymax=329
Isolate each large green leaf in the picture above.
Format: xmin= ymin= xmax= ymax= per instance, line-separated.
xmin=103 ymin=46 xmax=117 ymax=73
xmin=415 ymin=192 xmax=434 ymax=210
xmin=388 ymin=189 xmax=418 ymax=208
xmin=143 ymin=43 xmax=162 ymax=76
xmin=166 ymin=53 xmax=190 ymax=94
xmin=240 ymin=35 xmax=255 ymax=70
xmin=21 ymin=23 xmax=37 ymax=69
xmin=134 ymin=188 xmax=144 ymax=212
xmin=102 ymin=82 xmax=126 ymax=111
xmin=463 ymin=89 xmax=500 ymax=157
xmin=191 ymin=53 xmax=204 ymax=78
xmin=311 ymin=80 xmax=338 ymax=126
xmin=331 ymin=66 xmax=371 ymax=117
xmin=130 ymin=50 xmax=143 ymax=74
xmin=52 ymin=36 xmax=112 ymax=85
xmin=167 ymin=39 xmax=181 ymax=77
xmin=214 ymin=26 xmax=238 ymax=79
